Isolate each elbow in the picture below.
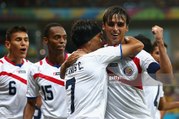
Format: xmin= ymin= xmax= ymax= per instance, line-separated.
xmin=135 ymin=43 xmax=144 ymax=54
xmin=158 ymin=104 xmax=165 ymax=110
xmin=138 ymin=43 xmax=144 ymax=51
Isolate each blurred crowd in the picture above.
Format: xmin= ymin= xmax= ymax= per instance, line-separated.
xmin=0 ymin=0 xmax=179 ymax=8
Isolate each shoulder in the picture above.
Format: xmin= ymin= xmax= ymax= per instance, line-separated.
xmin=136 ymin=50 xmax=156 ymax=62
xmin=33 ymin=58 xmax=47 ymax=66
xmin=25 ymin=59 xmax=33 ymax=65
xmin=136 ymin=50 xmax=151 ymax=57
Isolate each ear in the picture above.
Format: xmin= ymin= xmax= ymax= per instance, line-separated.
xmin=5 ymin=40 xmax=10 ymax=49
xmin=102 ymin=23 xmax=105 ymax=30
xmin=126 ymin=25 xmax=129 ymax=32
xmin=43 ymin=37 xmax=48 ymax=45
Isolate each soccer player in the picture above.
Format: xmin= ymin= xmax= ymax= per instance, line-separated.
xmin=60 ymin=19 xmax=144 ymax=119
xmin=23 ymin=23 xmax=69 ymax=119
xmin=135 ymin=33 xmax=179 ymax=119
xmin=102 ymin=6 xmax=173 ymax=119
xmin=0 ymin=26 xmax=31 ymax=118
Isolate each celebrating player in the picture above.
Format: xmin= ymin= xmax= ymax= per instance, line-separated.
xmin=23 ymin=23 xmax=69 ymax=119
xmin=60 ymin=19 xmax=143 ymax=119
xmin=102 ymin=6 xmax=173 ymax=119
xmin=0 ymin=26 xmax=32 ymax=118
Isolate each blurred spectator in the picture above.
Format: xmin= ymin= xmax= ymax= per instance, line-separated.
xmin=1 ymin=0 xmax=179 ymax=8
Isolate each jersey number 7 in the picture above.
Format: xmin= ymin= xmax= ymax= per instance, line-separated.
xmin=66 ymin=77 xmax=76 ymax=114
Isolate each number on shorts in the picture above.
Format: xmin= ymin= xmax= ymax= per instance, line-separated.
xmin=41 ymin=85 xmax=54 ymax=100
xmin=66 ymin=77 xmax=76 ymax=114
xmin=9 ymin=81 xmax=16 ymax=95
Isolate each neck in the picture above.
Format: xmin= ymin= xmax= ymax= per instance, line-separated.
xmin=78 ymin=45 xmax=92 ymax=54
xmin=6 ymin=54 xmax=23 ymax=64
xmin=47 ymin=53 xmax=66 ymax=65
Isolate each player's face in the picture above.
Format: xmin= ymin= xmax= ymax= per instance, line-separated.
xmin=102 ymin=14 xmax=128 ymax=46
xmin=5 ymin=32 xmax=29 ymax=59
xmin=46 ymin=26 xmax=67 ymax=54
xmin=151 ymin=46 xmax=167 ymax=63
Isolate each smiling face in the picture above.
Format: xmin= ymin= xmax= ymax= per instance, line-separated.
xmin=103 ymin=14 xmax=128 ymax=46
xmin=5 ymin=31 xmax=29 ymax=60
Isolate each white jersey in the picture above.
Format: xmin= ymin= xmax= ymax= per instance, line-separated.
xmin=64 ymin=45 xmax=122 ymax=119
xmin=143 ymin=72 xmax=164 ymax=119
xmin=26 ymin=54 xmax=69 ymax=119
xmin=0 ymin=56 xmax=32 ymax=119
xmin=106 ymin=50 xmax=158 ymax=119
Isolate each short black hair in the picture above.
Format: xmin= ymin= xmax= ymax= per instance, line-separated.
xmin=43 ymin=23 xmax=63 ymax=38
xmin=71 ymin=19 xmax=101 ymax=48
xmin=134 ymin=34 xmax=152 ymax=53
xmin=103 ymin=5 xmax=131 ymax=26
xmin=6 ymin=26 xmax=28 ymax=41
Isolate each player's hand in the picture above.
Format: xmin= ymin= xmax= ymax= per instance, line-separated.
xmin=60 ymin=50 xmax=85 ymax=79
xmin=152 ymin=25 xmax=164 ymax=44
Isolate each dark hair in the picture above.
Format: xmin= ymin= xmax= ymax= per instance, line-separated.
xmin=6 ymin=26 xmax=28 ymax=41
xmin=71 ymin=19 xmax=101 ymax=48
xmin=134 ymin=34 xmax=152 ymax=53
xmin=43 ymin=23 xmax=63 ymax=38
xmin=151 ymin=41 xmax=168 ymax=52
xmin=103 ymin=5 xmax=131 ymax=26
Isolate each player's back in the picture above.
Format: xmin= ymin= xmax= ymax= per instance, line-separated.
xmin=65 ymin=46 xmax=122 ymax=119
xmin=0 ymin=56 xmax=32 ymax=119
xmin=65 ymin=54 xmax=108 ymax=119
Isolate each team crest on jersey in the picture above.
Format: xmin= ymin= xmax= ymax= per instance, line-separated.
xmin=53 ymin=72 xmax=60 ymax=76
xmin=123 ymin=66 xmax=133 ymax=76
xmin=17 ymin=70 xmax=26 ymax=74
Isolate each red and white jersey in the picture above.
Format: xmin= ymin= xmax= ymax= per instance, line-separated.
xmin=143 ymin=72 xmax=164 ymax=119
xmin=106 ymin=50 xmax=158 ymax=119
xmin=64 ymin=45 xmax=122 ymax=119
xmin=0 ymin=56 xmax=32 ymax=119
xmin=26 ymin=54 xmax=69 ymax=119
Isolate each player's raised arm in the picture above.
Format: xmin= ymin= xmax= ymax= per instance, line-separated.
xmin=152 ymin=25 xmax=174 ymax=81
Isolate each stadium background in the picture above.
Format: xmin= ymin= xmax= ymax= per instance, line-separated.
xmin=0 ymin=0 xmax=179 ymax=118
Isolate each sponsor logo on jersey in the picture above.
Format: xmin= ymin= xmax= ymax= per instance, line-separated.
xmin=53 ymin=72 xmax=60 ymax=76
xmin=109 ymin=75 xmax=123 ymax=81
xmin=123 ymin=66 xmax=133 ymax=76
xmin=17 ymin=70 xmax=26 ymax=74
